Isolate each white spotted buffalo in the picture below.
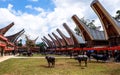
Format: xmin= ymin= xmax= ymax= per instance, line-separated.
xmin=45 ymin=56 xmax=55 ymax=67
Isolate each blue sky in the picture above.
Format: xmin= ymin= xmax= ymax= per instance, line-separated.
xmin=0 ymin=0 xmax=120 ymax=43
xmin=0 ymin=0 xmax=55 ymax=14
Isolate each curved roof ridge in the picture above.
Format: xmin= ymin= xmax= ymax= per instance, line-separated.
xmin=6 ymin=29 xmax=25 ymax=43
xmin=0 ymin=22 xmax=14 ymax=35
xmin=91 ymin=0 xmax=120 ymax=38
xmin=63 ymin=23 xmax=85 ymax=44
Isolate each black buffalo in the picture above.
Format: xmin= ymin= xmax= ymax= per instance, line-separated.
xmin=91 ymin=54 xmax=108 ymax=62
xmin=45 ymin=56 xmax=55 ymax=67
xmin=74 ymin=55 xmax=88 ymax=67
xmin=115 ymin=54 xmax=120 ymax=62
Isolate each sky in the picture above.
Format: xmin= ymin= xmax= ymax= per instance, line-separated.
xmin=0 ymin=0 xmax=120 ymax=43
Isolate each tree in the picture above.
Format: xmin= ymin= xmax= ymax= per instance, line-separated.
xmin=25 ymin=35 xmax=37 ymax=51
xmin=114 ymin=10 xmax=120 ymax=22
xmin=36 ymin=42 xmax=47 ymax=53
xmin=74 ymin=17 xmax=100 ymax=35
xmin=17 ymin=39 xmax=23 ymax=47
xmin=74 ymin=27 xmax=81 ymax=35
xmin=87 ymin=20 xmax=97 ymax=29
xmin=26 ymin=40 xmax=36 ymax=51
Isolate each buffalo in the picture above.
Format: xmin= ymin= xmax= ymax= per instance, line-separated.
xmin=115 ymin=54 xmax=120 ymax=62
xmin=91 ymin=54 xmax=109 ymax=62
xmin=74 ymin=55 xmax=88 ymax=67
xmin=45 ymin=56 xmax=55 ymax=67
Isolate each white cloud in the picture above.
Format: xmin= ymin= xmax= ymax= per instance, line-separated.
xmin=0 ymin=0 xmax=120 ymax=43
xmin=97 ymin=0 xmax=120 ymax=16
xmin=34 ymin=7 xmax=44 ymax=12
xmin=7 ymin=4 xmax=22 ymax=16
xmin=25 ymin=5 xmax=32 ymax=9
xmin=25 ymin=5 xmax=44 ymax=12
xmin=8 ymin=4 xmax=13 ymax=10
xmin=28 ymin=0 xmax=38 ymax=2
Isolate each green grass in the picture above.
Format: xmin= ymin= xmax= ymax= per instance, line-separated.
xmin=18 ymin=53 xmax=69 ymax=57
xmin=0 ymin=58 xmax=120 ymax=75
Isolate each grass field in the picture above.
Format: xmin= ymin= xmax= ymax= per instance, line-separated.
xmin=0 ymin=58 xmax=120 ymax=75
xmin=18 ymin=53 xmax=69 ymax=57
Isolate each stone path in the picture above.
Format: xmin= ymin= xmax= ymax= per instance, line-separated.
xmin=0 ymin=55 xmax=71 ymax=62
xmin=0 ymin=55 xmax=15 ymax=62
xmin=13 ymin=56 xmax=70 ymax=58
xmin=0 ymin=55 xmax=120 ymax=64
